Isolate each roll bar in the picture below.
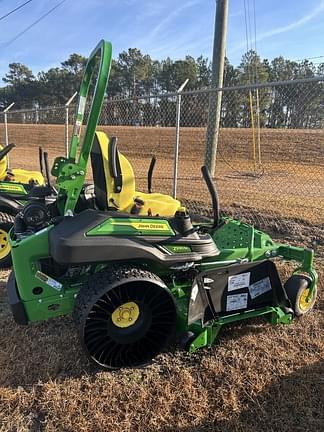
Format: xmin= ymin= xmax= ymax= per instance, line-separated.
xmin=54 ymin=40 xmax=112 ymax=214
xmin=69 ymin=40 xmax=112 ymax=166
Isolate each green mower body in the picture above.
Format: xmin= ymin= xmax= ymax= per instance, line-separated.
xmin=7 ymin=208 xmax=318 ymax=367
xmin=7 ymin=40 xmax=319 ymax=370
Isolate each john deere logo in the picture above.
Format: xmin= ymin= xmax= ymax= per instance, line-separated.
xmin=87 ymin=218 xmax=175 ymax=237
xmin=110 ymin=220 xmax=171 ymax=231
xmin=136 ymin=223 xmax=168 ymax=230
xmin=0 ymin=183 xmax=26 ymax=194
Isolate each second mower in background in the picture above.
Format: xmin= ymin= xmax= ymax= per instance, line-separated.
xmin=0 ymin=144 xmax=45 ymax=267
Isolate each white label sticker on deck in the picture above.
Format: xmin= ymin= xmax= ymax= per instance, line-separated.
xmin=228 ymin=272 xmax=250 ymax=291
xmin=249 ymin=277 xmax=272 ymax=299
xmin=226 ymin=293 xmax=248 ymax=311
xmin=190 ymin=282 xmax=199 ymax=302
xmin=35 ymin=271 xmax=62 ymax=291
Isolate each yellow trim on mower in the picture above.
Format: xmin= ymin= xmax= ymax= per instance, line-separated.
xmin=111 ymin=302 xmax=140 ymax=328
xmin=0 ymin=229 xmax=10 ymax=260
xmin=299 ymin=288 xmax=313 ymax=312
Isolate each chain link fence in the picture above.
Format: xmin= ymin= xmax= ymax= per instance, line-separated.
xmin=1 ymin=76 xmax=323 ymax=244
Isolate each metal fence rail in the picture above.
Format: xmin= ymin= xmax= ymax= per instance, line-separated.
xmin=1 ymin=77 xmax=323 ymax=243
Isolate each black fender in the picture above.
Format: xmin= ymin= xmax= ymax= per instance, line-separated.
xmin=7 ymin=271 xmax=28 ymax=325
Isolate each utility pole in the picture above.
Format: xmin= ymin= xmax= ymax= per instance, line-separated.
xmin=2 ymin=102 xmax=15 ymax=169
xmin=205 ymin=0 xmax=229 ymax=176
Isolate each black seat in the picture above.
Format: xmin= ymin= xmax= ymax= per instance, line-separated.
xmin=90 ymin=133 xmax=110 ymax=210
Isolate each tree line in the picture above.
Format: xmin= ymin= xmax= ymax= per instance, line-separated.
xmin=0 ymin=49 xmax=322 ymax=128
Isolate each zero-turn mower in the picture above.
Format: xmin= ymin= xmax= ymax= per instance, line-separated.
xmin=7 ymin=40 xmax=318 ymax=370
xmin=0 ymin=143 xmax=45 ymax=267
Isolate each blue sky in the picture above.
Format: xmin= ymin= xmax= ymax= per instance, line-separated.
xmin=0 ymin=0 xmax=323 ymax=81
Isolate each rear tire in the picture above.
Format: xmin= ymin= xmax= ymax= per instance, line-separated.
xmin=284 ymin=275 xmax=317 ymax=317
xmin=0 ymin=212 xmax=14 ymax=269
xmin=74 ymin=265 xmax=177 ymax=369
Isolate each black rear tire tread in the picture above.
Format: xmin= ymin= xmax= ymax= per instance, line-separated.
xmin=0 ymin=212 xmax=15 ymax=268
xmin=74 ymin=265 xmax=176 ymax=369
xmin=74 ymin=265 xmax=164 ymax=324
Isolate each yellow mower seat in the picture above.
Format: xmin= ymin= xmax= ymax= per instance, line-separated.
xmin=91 ymin=131 xmax=181 ymax=216
xmin=9 ymin=169 xmax=45 ymax=185
xmin=0 ymin=144 xmax=44 ymax=185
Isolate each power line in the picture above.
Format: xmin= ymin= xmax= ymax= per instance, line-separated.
xmin=0 ymin=0 xmax=33 ymax=22
xmin=2 ymin=0 xmax=68 ymax=48
xmin=293 ymin=55 xmax=324 ymax=62
xmin=243 ymin=0 xmax=252 ymax=83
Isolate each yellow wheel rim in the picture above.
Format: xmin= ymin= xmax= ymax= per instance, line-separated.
xmin=0 ymin=229 xmax=10 ymax=260
xmin=111 ymin=302 xmax=140 ymax=328
xmin=299 ymin=288 xmax=312 ymax=311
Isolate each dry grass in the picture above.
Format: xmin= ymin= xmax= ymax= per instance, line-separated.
xmin=0 ymin=126 xmax=323 ymax=431
xmin=0 ymin=260 xmax=323 ymax=431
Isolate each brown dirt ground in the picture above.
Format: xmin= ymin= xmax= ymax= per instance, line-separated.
xmin=1 ymin=125 xmax=324 ymax=230
xmin=0 ymin=125 xmax=323 ymax=431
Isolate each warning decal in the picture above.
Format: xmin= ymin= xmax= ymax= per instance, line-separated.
xmin=35 ymin=271 xmax=62 ymax=291
xmin=226 ymin=293 xmax=248 ymax=311
xmin=248 ymin=277 xmax=272 ymax=299
xmin=228 ymin=272 xmax=250 ymax=292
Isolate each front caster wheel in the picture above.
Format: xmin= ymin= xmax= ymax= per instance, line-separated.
xmin=284 ymin=275 xmax=317 ymax=317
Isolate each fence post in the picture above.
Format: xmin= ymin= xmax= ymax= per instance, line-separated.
xmin=35 ymin=106 xmax=39 ymax=124
xmin=204 ymin=0 xmax=229 ymax=176
xmin=173 ymin=79 xmax=189 ymax=199
xmin=2 ymin=102 xmax=15 ymax=169
xmin=65 ymin=92 xmax=78 ymax=157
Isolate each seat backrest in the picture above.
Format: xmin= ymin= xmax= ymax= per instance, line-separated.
xmin=90 ymin=131 xmax=136 ymax=210
xmin=0 ymin=145 xmax=8 ymax=180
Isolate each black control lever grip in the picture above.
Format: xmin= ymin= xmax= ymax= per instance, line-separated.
xmin=201 ymin=165 xmax=220 ymax=229
xmin=148 ymin=155 xmax=156 ymax=193
xmin=39 ymin=147 xmax=44 ymax=175
xmin=43 ymin=152 xmax=51 ymax=187
xmin=0 ymin=143 xmax=16 ymax=161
